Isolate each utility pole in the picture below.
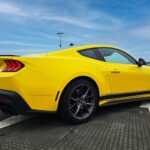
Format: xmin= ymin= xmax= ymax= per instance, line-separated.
xmin=57 ymin=32 xmax=64 ymax=48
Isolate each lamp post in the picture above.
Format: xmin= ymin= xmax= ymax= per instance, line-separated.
xmin=57 ymin=32 xmax=64 ymax=48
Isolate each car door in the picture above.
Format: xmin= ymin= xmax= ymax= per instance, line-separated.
xmin=78 ymin=48 xmax=112 ymax=95
xmin=97 ymin=48 xmax=149 ymax=95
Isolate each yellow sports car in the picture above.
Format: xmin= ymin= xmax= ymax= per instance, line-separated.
xmin=0 ymin=44 xmax=149 ymax=123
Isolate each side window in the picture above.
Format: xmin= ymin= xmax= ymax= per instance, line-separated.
xmin=98 ymin=48 xmax=137 ymax=64
xmin=78 ymin=49 xmax=98 ymax=59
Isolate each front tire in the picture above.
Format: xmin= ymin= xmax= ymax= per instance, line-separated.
xmin=59 ymin=79 xmax=99 ymax=124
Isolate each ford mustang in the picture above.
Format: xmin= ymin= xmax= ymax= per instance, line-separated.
xmin=0 ymin=45 xmax=149 ymax=123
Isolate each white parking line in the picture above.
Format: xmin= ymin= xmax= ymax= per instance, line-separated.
xmin=140 ymin=102 xmax=150 ymax=112
xmin=0 ymin=115 xmax=32 ymax=129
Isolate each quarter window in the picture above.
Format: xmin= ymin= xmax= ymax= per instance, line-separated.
xmin=78 ymin=49 xmax=98 ymax=59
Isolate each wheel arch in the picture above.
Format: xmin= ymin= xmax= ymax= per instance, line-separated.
xmin=57 ymin=76 xmax=100 ymax=110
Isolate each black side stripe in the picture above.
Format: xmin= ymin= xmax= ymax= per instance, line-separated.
xmin=100 ymin=91 xmax=150 ymax=100
xmin=100 ymin=97 xmax=150 ymax=107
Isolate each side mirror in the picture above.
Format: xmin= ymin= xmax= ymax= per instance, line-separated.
xmin=137 ymin=58 xmax=146 ymax=67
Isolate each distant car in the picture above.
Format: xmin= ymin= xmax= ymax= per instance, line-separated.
xmin=0 ymin=45 xmax=150 ymax=124
xmin=147 ymin=62 xmax=150 ymax=66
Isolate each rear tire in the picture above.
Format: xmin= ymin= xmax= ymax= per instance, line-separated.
xmin=59 ymin=79 xmax=99 ymax=124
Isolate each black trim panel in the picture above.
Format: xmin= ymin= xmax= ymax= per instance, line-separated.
xmin=100 ymin=91 xmax=150 ymax=100
xmin=55 ymin=91 xmax=60 ymax=101
xmin=0 ymin=89 xmax=30 ymax=114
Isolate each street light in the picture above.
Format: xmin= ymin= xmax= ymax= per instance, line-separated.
xmin=57 ymin=32 xmax=64 ymax=48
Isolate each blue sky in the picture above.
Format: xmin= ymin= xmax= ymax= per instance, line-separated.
xmin=0 ymin=0 xmax=150 ymax=60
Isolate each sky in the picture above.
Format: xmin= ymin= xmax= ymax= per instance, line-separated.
xmin=0 ymin=0 xmax=150 ymax=60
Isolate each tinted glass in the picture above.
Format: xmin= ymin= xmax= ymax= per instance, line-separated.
xmin=79 ymin=49 xmax=97 ymax=59
xmin=98 ymin=48 xmax=137 ymax=64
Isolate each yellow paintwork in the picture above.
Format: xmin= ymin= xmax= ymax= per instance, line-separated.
xmin=0 ymin=44 xmax=150 ymax=112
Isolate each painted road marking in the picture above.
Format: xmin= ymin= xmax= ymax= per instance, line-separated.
xmin=0 ymin=115 xmax=32 ymax=129
xmin=0 ymin=111 xmax=11 ymax=121
xmin=140 ymin=102 xmax=150 ymax=112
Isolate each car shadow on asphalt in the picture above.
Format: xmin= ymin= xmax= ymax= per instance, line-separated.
xmin=0 ymin=100 xmax=148 ymax=130
xmin=12 ymin=100 xmax=145 ymax=128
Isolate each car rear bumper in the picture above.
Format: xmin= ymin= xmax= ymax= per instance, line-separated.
xmin=0 ymin=89 xmax=57 ymax=114
xmin=0 ymin=89 xmax=30 ymax=114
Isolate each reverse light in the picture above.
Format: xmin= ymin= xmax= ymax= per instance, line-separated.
xmin=2 ymin=60 xmax=24 ymax=72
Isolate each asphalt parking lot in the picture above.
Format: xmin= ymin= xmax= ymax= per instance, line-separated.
xmin=0 ymin=101 xmax=150 ymax=150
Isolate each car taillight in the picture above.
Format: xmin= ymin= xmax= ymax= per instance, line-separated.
xmin=2 ymin=60 xmax=24 ymax=72
xmin=0 ymin=98 xmax=9 ymax=104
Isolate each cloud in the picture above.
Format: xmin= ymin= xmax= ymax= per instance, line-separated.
xmin=0 ymin=48 xmax=51 ymax=55
xmin=0 ymin=2 xmax=27 ymax=16
xmin=0 ymin=41 xmax=52 ymax=48
xmin=129 ymin=25 xmax=150 ymax=40
xmin=84 ymin=0 xmax=147 ymax=6
xmin=40 ymin=16 xmax=96 ymax=29
xmin=0 ymin=1 xmax=123 ymax=30
xmin=0 ymin=2 xmax=95 ymax=29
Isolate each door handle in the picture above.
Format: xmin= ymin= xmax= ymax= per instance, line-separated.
xmin=111 ymin=70 xmax=120 ymax=73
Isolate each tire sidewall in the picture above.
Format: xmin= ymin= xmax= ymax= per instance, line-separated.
xmin=60 ymin=79 xmax=99 ymax=124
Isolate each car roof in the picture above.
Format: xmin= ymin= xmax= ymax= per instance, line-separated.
xmin=46 ymin=44 xmax=122 ymax=56
xmin=71 ymin=44 xmax=121 ymax=51
xmin=23 ymin=44 xmax=123 ymax=57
